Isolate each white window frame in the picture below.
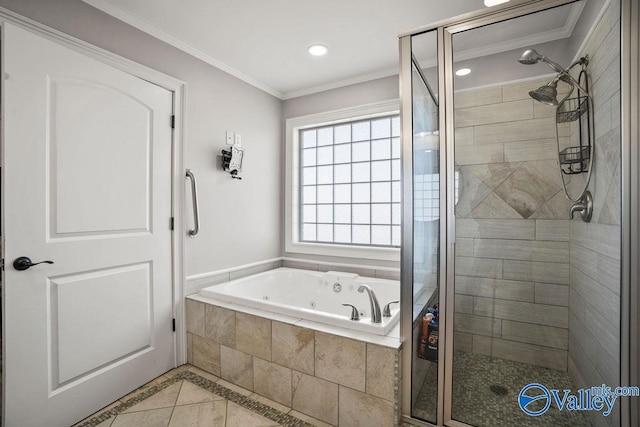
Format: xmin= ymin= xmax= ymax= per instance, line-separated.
xmin=285 ymin=99 xmax=401 ymax=262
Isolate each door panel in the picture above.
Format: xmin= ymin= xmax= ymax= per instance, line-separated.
xmin=3 ymin=22 xmax=175 ymax=426
xmin=50 ymin=77 xmax=152 ymax=236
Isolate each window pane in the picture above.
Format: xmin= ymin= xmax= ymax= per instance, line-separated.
xmin=335 ymin=164 xmax=350 ymax=183
xmin=301 ymin=129 xmax=316 ymax=148
xmin=303 ymin=148 xmax=316 ymax=166
xmin=353 ymin=204 xmax=370 ymax=224
xmin=352 ymin=162 xmax=370 ymax=183
xmin=392 ymin=225 xmax=401 ymax=246
xmin=372 ymin=139 xmax=390 ymax=160
xmin=317 ymin=165 xmax=333 ymax=184
xmin=372 ymin=203 xmax=391 ymax=224
xmin=334 ymin=184 xmax=351 ymax=203
xmin=317 ymin=146 xmax=333 ymax=165
xmin=335 ymin=124 xmax=351 ymax=144
xmin=392 ymin=159 xmax=401 ymax=181
xmin=317 ymin=224 xmax=333 ymax=241
xmin=372 ymin=182 xmax=391 ymax=203
xmin=392 ymin=137 xmax=401 ymax=158
xmin=296 ymin=113 xmax=400 ymax=248
xmin=372 ymin=225 xmax=391 ymax=245
xmin=392 ymin=203 xmax=401 ymax=225
xmin=335 ymin=204 xmax=351 ymax=223
xmin=317 ymin=185 xmax=333 ymax=204
xmin=391 ymin=116 xmax=400 ymax=137
xmin=353 ymin=225 xmax=370 ymax=244
xmin=303 ymin=205 xmax=316 ymax=223
xmin=318 ymin=127 xmax=333 ymax=146
xmin=392 ymin=181 xmax=401 ymax=203
xmin=352 ymin=141 xmax=370 ymax=162
xmin=303 ymin=186 xmax=316 ymax=204
xmin=352 ymin=121 xmax=370 ymax=141
xmin=335 ymin=225 xmax=351 ymax=243
xmin=318 ymin=205 xmax=333 ymax=223
xmin=371 ymin=117 xmax=391 ymax=139
xmin=302 ymin=223 xmax=316 ymax=241
xmin=334 ymin=144 xmax=351 ymax=164
xmin=353 ymin=183 xmax=370 ymax=203
xmin=372 ymin=160 xmax=391 ymax=181
xmin=302 ymin=167 xmax=316 ymax=185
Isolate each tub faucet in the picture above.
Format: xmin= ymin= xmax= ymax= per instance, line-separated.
xmin=358 ymin=285 xmax=382 ymax=323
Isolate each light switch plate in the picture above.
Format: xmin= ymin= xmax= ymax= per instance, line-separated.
xmin=226 ymin=131 xmax=234 ymax=145
xmin=234 ymin=133 xmax=242 ymax=146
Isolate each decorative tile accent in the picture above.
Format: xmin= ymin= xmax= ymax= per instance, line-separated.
xmin=76 ymin=370 xmax=313 ymax=427
xmin=464 ymin=163 xmax=520 ymax=189
xmin=493 ymin=163 xmax=559 ymax=219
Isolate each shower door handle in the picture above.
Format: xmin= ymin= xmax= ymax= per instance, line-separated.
xmin=186 ymin=169 xmax=200 ymax=238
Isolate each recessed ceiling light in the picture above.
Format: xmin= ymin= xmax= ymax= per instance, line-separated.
xmin=456 ymin=68 xmax=471 ymax=76
xmin=308 ymin=44 xmax=328 ymax=56
xmin=484 ymin=0 xmax=510 ymax=6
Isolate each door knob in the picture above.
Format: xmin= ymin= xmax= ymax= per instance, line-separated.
xmin=13 ymin=256 xmax=54 ymax=271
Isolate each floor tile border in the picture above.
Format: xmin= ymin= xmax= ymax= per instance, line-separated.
xmin=76 ymin=371 xmax=313 ymax=427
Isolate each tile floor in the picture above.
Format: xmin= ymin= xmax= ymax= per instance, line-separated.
xmin=74 ymin=365 xmax=333 ymax=427
xmin=413 ymin=351 xmax=591 ymax=427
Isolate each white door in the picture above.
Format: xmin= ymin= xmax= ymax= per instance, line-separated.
xmin=2 ymin=23 xmax=175 ymax=426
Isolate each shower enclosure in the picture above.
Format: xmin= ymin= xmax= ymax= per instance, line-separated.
xmin=400 ymin=0 xmax=632 ymax=426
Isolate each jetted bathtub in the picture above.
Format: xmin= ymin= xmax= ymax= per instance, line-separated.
xmin=200 ymin=267 xmax=400 ymax=335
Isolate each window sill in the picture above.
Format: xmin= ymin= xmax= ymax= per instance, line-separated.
xmin=285 ymin=240 xmax=400 ymax=262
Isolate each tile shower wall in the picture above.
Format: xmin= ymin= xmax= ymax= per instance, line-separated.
xmin=566 ymin=2 xmax=621 ymax=427
xmin=185 ymin=298 xmax=402 ymax=426
xmin=453 ymin=78 xmax=574 ymax=370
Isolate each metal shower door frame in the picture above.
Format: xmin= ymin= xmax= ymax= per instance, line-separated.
xmin=399 ymin=0 xmax=631 ymax=425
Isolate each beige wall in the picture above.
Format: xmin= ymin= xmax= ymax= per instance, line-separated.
xmin=0 ymin=0 xmax=284 ymax=277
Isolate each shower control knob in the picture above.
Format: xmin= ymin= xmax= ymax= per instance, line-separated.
xmin=13 ymin=256 xmax=54 ymax=271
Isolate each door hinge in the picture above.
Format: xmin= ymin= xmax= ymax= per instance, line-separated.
xmin=1 ymin=259 xmax=4 ymax=271
xmin=170 ymin=217 xmax=174 ymax=230
xmin=171 ymin=115 xmax=175 ymax=129
xmin=172 ymin=318 xmax=176 ymax=332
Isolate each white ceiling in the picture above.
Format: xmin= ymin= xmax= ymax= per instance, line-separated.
xmin=83 ymin=0 xmax=585 ymax=100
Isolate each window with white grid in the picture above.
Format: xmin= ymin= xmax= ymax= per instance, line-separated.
xmin=298 ymin=115 xmax=401 ymax=248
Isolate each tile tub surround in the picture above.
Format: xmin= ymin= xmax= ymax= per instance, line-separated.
xmin=186 ymin=297 xmax=402 ymax=426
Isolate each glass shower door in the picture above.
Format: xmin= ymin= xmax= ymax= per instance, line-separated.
xmin=402 ymin=29 xmax=442 ymax=425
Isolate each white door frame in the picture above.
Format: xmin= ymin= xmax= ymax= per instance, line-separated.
xmin=0 ymin=6 xmax=188 ymax=376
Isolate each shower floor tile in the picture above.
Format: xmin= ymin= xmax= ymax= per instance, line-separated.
xmin=413 ymin=351 xmax=591 ymax=427
xmin=74 ymin=365 xmax=316 ymax=427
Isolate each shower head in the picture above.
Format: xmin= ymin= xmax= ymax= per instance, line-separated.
xmin=517 ymin=48 xmax=566 ymax=73
xmin=518 ymin=49 xmax=543 ymax=65
xmin=529 ymin=80 xmax=559 ymax=106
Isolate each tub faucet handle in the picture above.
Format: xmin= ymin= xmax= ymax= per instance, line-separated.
xmin=342 ymin=304 xmax=360 ymax=321
xmin=383 ymin=300 xmax=400 ymax=317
